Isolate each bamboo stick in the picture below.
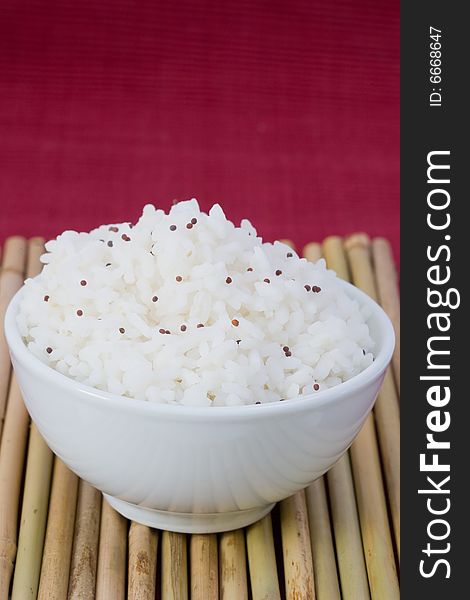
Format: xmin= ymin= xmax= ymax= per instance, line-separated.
xmin=349 ymin=417 xmax=399 ymax=598
xmin=304 ymin=241 xmax=342 ymax=599
xmin=0 ymin=238 xmax=42 ymax=599
xmin=327 ymin=456 xmax=370 ymax=598
xmin=373 ymin=369 xmax=400 ymax=558
xmin=128 ymin=522 xmax=158 ymax=600
xmin=0 ymin=236 xmax=27 ymax=442
xmin=305 ymin=479 xmax=341 ymax=600
xmin=345 ymin=234 xmax=400 ymax=558
xmin=246 ymin=514 xmax=281 ymax=600
xmin=219 ymin=529 xmax=248 ymax=600
xmin=37 ymin=458 xmax=79 ymax=600
xmin=67 ymin=481 xmax=102 ymax=599
xmin=95 ymin=498 xmax=127 ymax=600
xmin=9 ymin=240 xmax=49 ymax=600
xmin=321 ymin=236 xmax=371 ymax=599
xmin=161 ymin=530 xmax=188 ymax=600
xmin=372 ymin=238 xmax=400 ymax=393
xmin=345 ymin=234 xmax=377 ymax=298
xmin=323 ymin=236 xmax=350 ymax=281
xmin=279 ymin=239 xmax=296 ymax=250
xmin=343 ymin=234 xmax=400 ymax=598
xmin=273 ymin=242 xmax=318 ymax=600
xmin=0 ymin=379 xmax=31 ymax=600
xmin=11 ymin=425 xmax=54 ymax=599
xmin=190 ymin=534 xmax=218 ymax=600
xmin=303 ymin=242 xmax=322 ymax=263
xmin=279 ymin=490 xmax=315 ymax=599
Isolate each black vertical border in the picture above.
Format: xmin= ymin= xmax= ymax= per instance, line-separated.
xmin=401 ymin=2 xmax=467 ymax=597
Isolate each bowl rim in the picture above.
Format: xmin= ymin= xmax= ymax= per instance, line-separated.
xmin=5 ymin=279 xmax=394 ymax=421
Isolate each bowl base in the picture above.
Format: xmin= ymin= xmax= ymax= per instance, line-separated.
xmin=103 ymin=493 xmax=275 ymax=533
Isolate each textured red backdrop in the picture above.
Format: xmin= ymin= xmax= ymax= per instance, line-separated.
xmin=0 ymin=0 xmax=399 ymax=261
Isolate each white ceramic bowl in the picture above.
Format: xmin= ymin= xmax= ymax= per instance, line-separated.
xmin=5 ymin=280 xmax=394 ymax=533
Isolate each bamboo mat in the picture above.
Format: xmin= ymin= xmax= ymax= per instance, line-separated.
xmin=0 ymin=234 xmax=400 ymax=600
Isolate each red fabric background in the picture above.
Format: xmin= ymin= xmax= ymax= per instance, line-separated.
xmin=0 ymin=0 xmax=399 ymax=262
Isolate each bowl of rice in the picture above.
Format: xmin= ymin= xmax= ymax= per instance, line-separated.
xmin=5 ymin=200 xmax=394 ymax=533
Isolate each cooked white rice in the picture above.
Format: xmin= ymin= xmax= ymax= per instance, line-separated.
xmin=17 ymin=199 xmax=374 ymax=406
